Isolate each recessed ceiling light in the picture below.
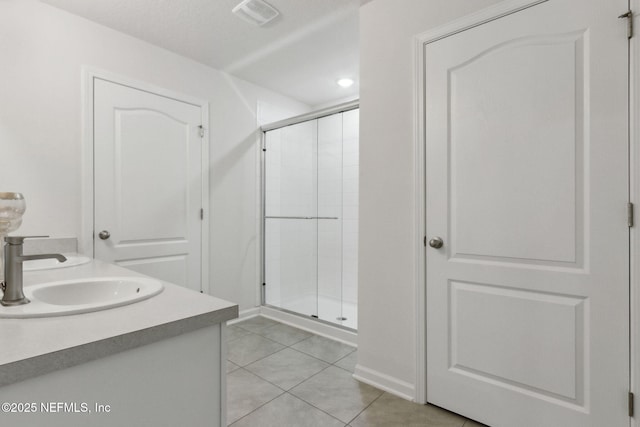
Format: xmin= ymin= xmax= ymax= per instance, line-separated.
xmin=232 ymin=0 xmax=279 ymax=26
xmin=337 ymin=78 xmax=354 ymax=88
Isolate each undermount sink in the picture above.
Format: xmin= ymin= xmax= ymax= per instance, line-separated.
xmin=0 ymin=276 xmax=164 ymax=318
xmin=23 ymin=254 xmax=91 ymax=271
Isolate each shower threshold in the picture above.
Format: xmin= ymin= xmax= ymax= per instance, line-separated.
xmin=260 ymin=305 xmax=357 ymax=347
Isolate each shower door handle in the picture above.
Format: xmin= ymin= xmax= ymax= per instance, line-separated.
xmin=264 ymin=216 xmax=339 ymax=220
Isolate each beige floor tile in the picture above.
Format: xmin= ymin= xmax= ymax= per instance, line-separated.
xmin=350 ymin=393 xmax=466 ymax=427
xmin=228 ymin=333 xmax=285 ymax=366
xmin=226 ymin=360 xmax=240 ymax=374
xmin=231 ymin=393 xmax=345 ymax=427
xmin=258 ymin=323 xmax=312 ymax=346
xmin=290 ymin=366 xmax=383 ymax=423
xmin=227 ymin=369 xmax=283 ymax=424
xmin=334 ymin=350 xmax=358 ymax=372
xmin=227 ymin=325 xmax=252 ymax=342
xmin=291 ymin=335 xmax=355 ymax=363
xmin=245 ymin=348 xmax=329 ymax=390
xmin=227 ymin=318 xmax=480 ymax=427
xmin=234 ymin=316 xmax=280 ymax=334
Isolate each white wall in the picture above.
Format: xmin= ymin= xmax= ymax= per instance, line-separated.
xmin=0 ymin=0 xmax=309 ymax=311
xmin=357 ymin=0 xmax=502 ymax=399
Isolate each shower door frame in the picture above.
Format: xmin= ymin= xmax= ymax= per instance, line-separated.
xmin=259 ymin=100 xmax=359 ymax=330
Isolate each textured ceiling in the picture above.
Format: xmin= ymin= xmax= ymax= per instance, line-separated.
xmin=39 ymin=0 xmax=361 ymax=106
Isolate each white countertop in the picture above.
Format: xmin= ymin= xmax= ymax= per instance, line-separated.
xmin=0 ymin=259 xmax=238 ymax=386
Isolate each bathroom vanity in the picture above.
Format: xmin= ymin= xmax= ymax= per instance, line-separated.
xmin=0 ymin=259 xmax=237 ymax=426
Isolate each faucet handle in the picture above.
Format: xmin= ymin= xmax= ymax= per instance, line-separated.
xmin=4 ymin=235 xmax=49 ymax=245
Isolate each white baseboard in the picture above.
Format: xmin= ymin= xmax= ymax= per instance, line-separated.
xmin=353 ymin=364 xmax=415 ymax=402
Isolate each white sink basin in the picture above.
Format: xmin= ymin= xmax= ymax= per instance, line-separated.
xmin=0 ymin=276 xmax=164 ymax=318
xmin=23 ymin=254 xmax=91 ymax=271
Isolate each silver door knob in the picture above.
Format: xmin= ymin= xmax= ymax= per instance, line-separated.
xmin=98 ymin=230 xmax=111 ymax=240
xmin=429 ymin=237 xmax=444 ymax=249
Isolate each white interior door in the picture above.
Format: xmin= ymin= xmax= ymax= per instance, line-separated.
xmin=425 ymin=1 xmax=629 ymax=426
xmin=94 ymin=78 xmax=203 ymax=292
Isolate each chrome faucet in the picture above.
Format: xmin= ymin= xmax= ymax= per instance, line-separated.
xmin=0 ymin=236 xmax=67 ymax=306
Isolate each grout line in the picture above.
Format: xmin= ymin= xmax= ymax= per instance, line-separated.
xmin=241 ymin=352 xmax=329 ymax=393
xmin=233 ymin=318 xmax=356 ymax=367
xmin=228 ymin=318 xmax=369 ymax=426
xmin=283 ymin=391 xmax=350 ymax=426
xmin=238 ymin=366 xmax=288 ymax=392
xmin=227 ymin=334 xmax=285 ymax=367
xmin=288 ymin=363 xmax=334 ymax=391
xmin=284 ymin=348 xmax=330 ymax=367
xmin=227 ymin=380 xmax=285 ymax=426
xmin=286 ymin=375 xmax=345 ymax=422
xmin=237 ymin=321 xmax=312 ymax=347
xmin=286 ymin=364 xmax=369 ymax=424
xmin=229 ymin=368 xmax=344 ymax=425
xmin=331 ymin=363 xmax=354 ymax=374
xmin=230 ymin=318 xmax=475 ymax=426
xmin=258 ymin=326 xmax=315 ymax=347
xmin=289 ymin=346 xmax=352 ymax=365
xmin=345 ymin=391 xmax=386 ymax=425
xmin=333 ymin=349 xmax=356 ymax=364
xmin=282 ymin=334 xmax=351 ymax=364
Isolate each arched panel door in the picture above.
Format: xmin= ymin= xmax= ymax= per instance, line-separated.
xmin=425 ymin=1 xmax=629 ymax=425
xmin=94 ymin=78 xmax=203 ymax=292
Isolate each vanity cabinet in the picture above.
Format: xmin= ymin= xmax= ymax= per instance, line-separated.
xmin=0 ymin=260 xmax=237 ymax=426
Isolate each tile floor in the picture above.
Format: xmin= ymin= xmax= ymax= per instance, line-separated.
xmin=226 ymin=316 xmax=483 ymax=427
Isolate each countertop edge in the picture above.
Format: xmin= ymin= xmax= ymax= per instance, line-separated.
xmin=0 ymin=304 xmax=238 ymax=388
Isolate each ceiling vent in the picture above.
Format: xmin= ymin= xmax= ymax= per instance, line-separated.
xmin=232 ymin=0 xmax=279 ymax=26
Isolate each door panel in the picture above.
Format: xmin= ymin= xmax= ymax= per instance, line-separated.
xmin=450 ymin=33 xmax=582 ymax=265
xmin=425 ymin=1 xmax=628 ymax=426
xmin=264 ymin=121 xmax=319 ymax=315
xmin=94 ymin=78 xmax=202 ymax=292
xmin=450 ymin=281 xmax=584 ymax=401
xmin=116 ymin=110 xmax=189 ymax=242
xmin=118 ymin=255 xmax=187 ymax=287
xmin=317 ymin=113 xmax=343 ymax=323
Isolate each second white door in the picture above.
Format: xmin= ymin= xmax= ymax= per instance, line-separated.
xmin=94 ymin=78 xmax=204 ymax=292
xmin=425 ymin=0 xmax=629 ymax=426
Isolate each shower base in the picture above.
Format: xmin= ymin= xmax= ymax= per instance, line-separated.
xmin=265 ymin=294 xmax=357 ymax=330
xmin=259 ymin=304 xmax=357 ymax=347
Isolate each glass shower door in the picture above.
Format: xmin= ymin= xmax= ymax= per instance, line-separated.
xmin=263 ymin=108 xmax=358 ymax=329
xmin=340 ymin=109 xmax=359 ymax=329
xmin=264 ymin=120 xmax=319 ymax=317
xmin=316 ymin=113 xmax=343 ymax=323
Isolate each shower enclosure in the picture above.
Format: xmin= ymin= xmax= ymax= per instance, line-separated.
xmin=261 ymin=102 xmax=358 ymax=330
